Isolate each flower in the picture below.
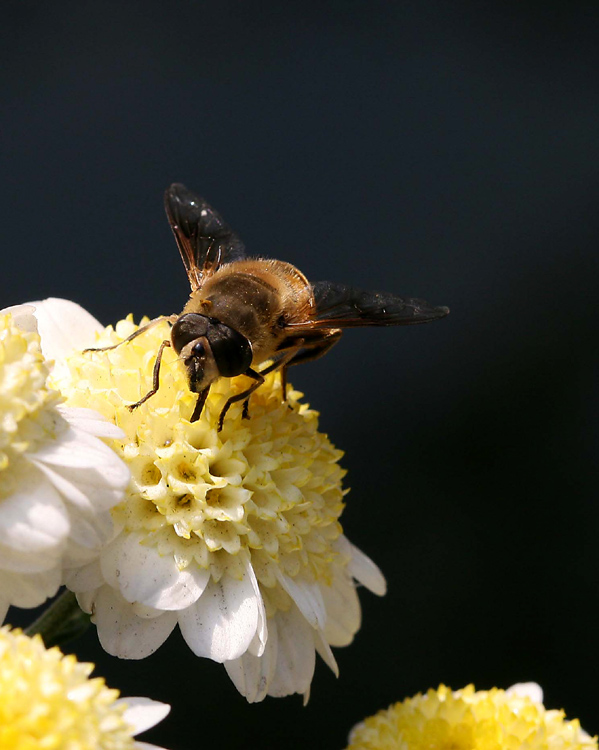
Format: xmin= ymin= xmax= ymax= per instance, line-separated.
xmin=346 ymin=683 xmax=596 ymax=750
xmin=0 ymin=625 xmax=170 ymax=749
xmin=0 ymin=305 xmax=130 ymax=623
xmin=33 ymin=298 xmax=386 ymax=702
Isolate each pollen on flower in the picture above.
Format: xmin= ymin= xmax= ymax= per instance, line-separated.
xmin=57 ymin=317 xmax=347 ymax=610
xmin=0 ymin=313 xmax=62 ymax=478
xmin=346 ymin=684 xmax=597 ymax=750
xmin=0 ymin=627 xmax=136 ymax=750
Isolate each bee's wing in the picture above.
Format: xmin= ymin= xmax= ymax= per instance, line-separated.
xmin=164 ymin=183 xmax=246 ymax=291
xmin=290 ymin=280 xmax=449 ymax=330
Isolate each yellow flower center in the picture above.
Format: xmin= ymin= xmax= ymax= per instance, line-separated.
xmin=346 ymin=685 xmax=597 ymax=750
xmin=0 ymin=313 xmax=62 ymax=485
xmin=0 ymin=627 xmax=135 ymax=750
xmin=57 ymin=317 xmax=347 ymax=612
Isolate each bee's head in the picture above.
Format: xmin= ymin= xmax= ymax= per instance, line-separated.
xmin=171 ymin=313 xmax=252 ymax=392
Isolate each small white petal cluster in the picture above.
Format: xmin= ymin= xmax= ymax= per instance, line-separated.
xmin=121 ymin=698 xmax=171 ymax=750
xmin=0 ymin=304 xmax=130 ymax=622
xmin=34 ymin=298 xmax=387 ymax=702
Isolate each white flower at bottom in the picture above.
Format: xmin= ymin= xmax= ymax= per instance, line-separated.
xmin=36 ymin=299 xmax=387 ymax=702
xmin=0 ymin=305 xmax=130 ymax=622
xmin=0 ymin=626 xmax=170 ymax=749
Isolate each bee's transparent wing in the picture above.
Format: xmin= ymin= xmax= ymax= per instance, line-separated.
xmin=164 ymin=183 xmax=246 ymax=290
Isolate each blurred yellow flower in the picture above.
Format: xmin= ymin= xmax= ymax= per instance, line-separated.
xmin=346 ymin=683 xmax=596 ymax=750
xmin=0 ymin=626 xmax=169 ymax=750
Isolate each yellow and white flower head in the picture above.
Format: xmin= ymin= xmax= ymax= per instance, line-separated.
xmin=0 ymin=626 xmax=170 ymax=749
xmin=0 ymin=304 xmax=129 ymax=623
xmin=34 ymin=297 xmax=386 ymax=702
xmin=346 ymin=683 xmax=596 ymax=750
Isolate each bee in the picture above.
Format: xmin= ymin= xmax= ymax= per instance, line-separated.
xmin=85 ymin=183 xmax=449 ymax=429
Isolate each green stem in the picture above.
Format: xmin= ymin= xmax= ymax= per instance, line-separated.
xmin=25 ymin=589 xmax=91 ymax=648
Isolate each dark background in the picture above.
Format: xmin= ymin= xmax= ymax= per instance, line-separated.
xmin=3 ymin=1 xmax=599 ymax=747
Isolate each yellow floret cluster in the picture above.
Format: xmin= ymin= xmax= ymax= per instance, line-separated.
xmin=0 ymin=627 xmax=135 ymax=750
xmin=346 ymin=684 xmax=597 ymax=750
xmin=57 ymin=317 xmax=347 ymax=610
xmin=0 ymin=312 xmax=62 ymax=480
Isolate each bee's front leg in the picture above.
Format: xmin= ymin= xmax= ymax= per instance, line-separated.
xmin=83 ymin=315 xmax=177 ymax=353
xmin=127 ymin=339 xmax=171 ymax=411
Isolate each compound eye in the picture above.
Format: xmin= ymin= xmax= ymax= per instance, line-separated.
xmin=192 ymin=341 xmax=205 ymax=357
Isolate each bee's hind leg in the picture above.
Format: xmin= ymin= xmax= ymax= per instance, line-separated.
xmin=260 ymin=331 xmax=341 ymax=404
xmin=283 ymin=330 xmax=342 ymax=371
xmin=257 ymin=341 xmax=307 ymax=404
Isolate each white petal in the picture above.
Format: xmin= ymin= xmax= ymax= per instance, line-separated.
xmin=94 ymin=586 xmax=177 ymax=659
xmin=64 ymin=509 xmax=106 ymax=549
xmin=321 ymin=571 xmax=361 ymax=647
xmin=58 ymin=406 xmax=125 ymax=439
xmin=224 ymin=622 xmax=279 ymax=703
xmin=506 ymin=682 xmax=544 ymax=703
xmin=117 ymin=697 xmax=171 ymax=735
xmin=274 ymin=569 xmax=326 ymax=630
xmin=267 ymin=606 xmax=316 ymax=699
xmin=32 ymin=459 xmax=127 ymax=513
xmin=28 ymin=298 xmax=103 ymax=365
xmin=76 ymin=590 xmax=95 ymax=614
xmin=23 ymin=463 xmax=118 ymax=551
xmin=143 ymin=565 xmax=211 ymax=611
xmin=26 ymin=462 xmax=117 ymax=550
xmin=0 ymin=567 xmax=61 ymax=608
xmin=131 ymin=601 xmax=168 ymax=619
xmin=67 ymin=429 xmax=130 ymax=488
xmin=0 ymin=597 xmax=9 ymax=624
xmin=64 ymin=559 xmax=105 ymax=592
xmin=313 ymin=629 xmax=339 ymax=677
xmin=63 ymin=519 xmax=114 ymax=568
xmin=71 ymin=508 xmax=114 ymax=549
xmin=31 ymin=425 xmax=126 ymax=473
xmin=178 ymin=571 xmax=259 ymax=663
xmin=0 ymin=541 xmax=61 ymax=573
xmin=347 ymin=541 xmax=387 ymax=596
xmin=247 ymin=629 xmax=266 ymax=658
xmin=1 ymin=304 xmax=37 ymax=332
xmin=100 ymin=533 xmax=209 ymax=610
xmin=135 ymin=744 xmax=169 ymax=750
xmin=0 ymin=470 xmax=69 ymax=552
xmin=99 ymin=535 xmax=129 ymax=589
xmin=30 ymin=459 xmax=95 ymax=514
xmin=246 ymin=560 xmax=267 ymax=657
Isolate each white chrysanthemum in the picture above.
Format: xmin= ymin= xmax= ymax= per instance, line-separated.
xmin=0 ymin=626 xmax=170 ymax=749
xmin=346 ymin=682 xmax=596 ymax=750
xmin=0 ymin=305 xmax=130 ymax=623
xmin=33 ymin=298 xmax=386 ymax=702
